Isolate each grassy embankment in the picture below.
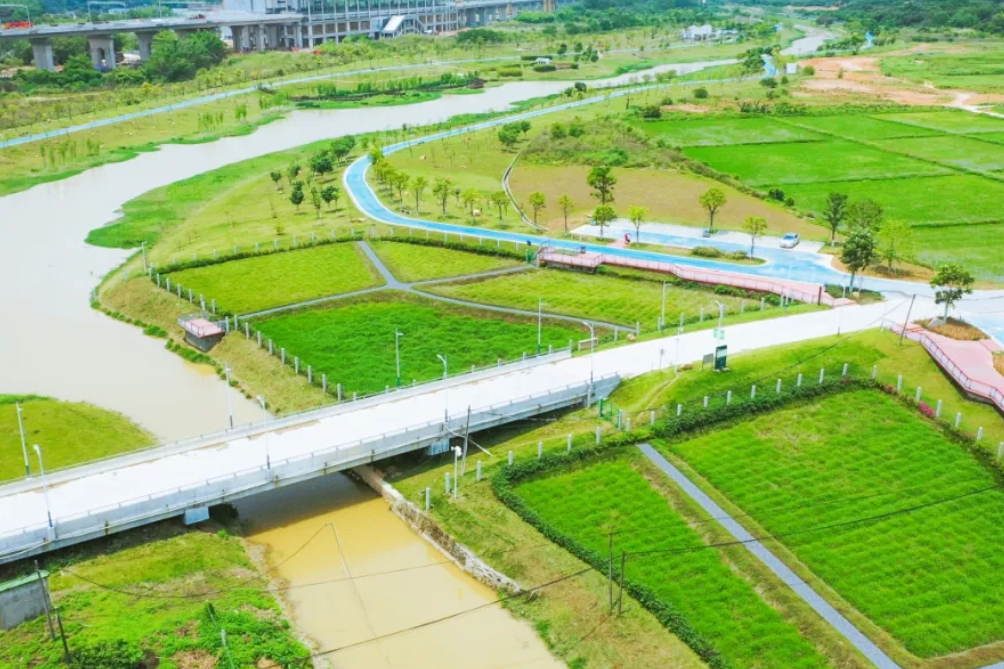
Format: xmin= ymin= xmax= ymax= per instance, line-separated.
xmin=880 ymin=44 xmax=1004 ymax=94
xmin=369 ymin=240 xmax=520 ymax=282
xmin=0 ymin=395 xmax=154 ymax=483
xmin=0 ymin=520 xmax=313 ymax=669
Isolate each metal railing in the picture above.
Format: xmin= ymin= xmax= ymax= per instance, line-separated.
xmin=0 ymin=374 xmax=620 ymax=561
xmin=885 ymin=320 xmax=1004 ymax=414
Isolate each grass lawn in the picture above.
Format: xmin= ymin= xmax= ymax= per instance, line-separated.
xmin=880 ymin=47 xmax=1004 ymax=94
xmin=875 ymin=134 xmax=1004 ymax=172
xmin=629 ymin=116 xmax=827 ymax=146
xmin=875 ymin=110 xmax=1004 ymax=135
xmin=683 ymin=140 xmax=953 ymax=187
xmin=782 ymin=174 xmax=1004 ymax=225
xmin=508 ymin=163 xmax=823 ymax=240
xmin=658 ymin=389 xmax=1004 ymax=658
xmin=166 ymin=242 xmax=382 ymax=314
xmin=0 ymin=523 xmax=311 ymax=669
xmin=911 ymin=223 xmax=1004 ymax=282
xmin=251 ymin=292 xmax=584 ymax=395
xmin=515 ymin=457 xmax=833 ymax=669
xmin=369 ymin=240 xmax=520 ymax=282
xmin=783 ymin=115 xmax=945 ymax=142
xmin=422 ymin=268 xmax=754 ymax=330
xmin=0 ymin=395 xmax=154 ymax=484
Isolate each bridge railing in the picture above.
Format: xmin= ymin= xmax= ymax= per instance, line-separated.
xmin=0 ymin=375 xmax=620 ymax=562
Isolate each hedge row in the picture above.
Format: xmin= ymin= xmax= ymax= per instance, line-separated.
xmin=490 ymin=377 xmax=1003 ymax=668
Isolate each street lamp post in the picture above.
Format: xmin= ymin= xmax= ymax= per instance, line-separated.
xmin=581 ymin=321 xmax=596 ymax=408
xmin=436 ymin=354 xmax=448 ymax=380
xmin=257 ymin=395 xmax=270 ymax=472
xmin=395 ymin=330 xmax=404 ymax=387
xmin=661 ymin=281 xmax=667 ymax=331
xmin=33 ymin=445 xmax=52 ymax=529
xmin=537 ymin=298 xmax=545 ymax=354
xmin=224 ymin=364 xmax=234 ymax=429
xmin=713 ymin=300 xmax=725 ymax=331
xmin=15 ymin=403 xmax=29 ymax=478
xmin=452 ymin=446 xmax=461 ymax=500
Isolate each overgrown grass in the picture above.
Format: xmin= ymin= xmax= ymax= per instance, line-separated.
xmin=0 ymin=395 xmax=154 ymax=483
xmin=880 ymin=47 xmax=1004 ymax=94
xmin=630 ymin=116 xmax=826 ymax=146
xmin=251 ymin=292 xmax=584 ymax=395
xmin=0 ymin=524 xmax=312 ymax=669
xmin=166 ymin=242 xmax=382 ymax=314
xmin=658 ymin=388 xmax=1004 ymax=657
xmin=515 ymin=456 xmax=833 ymax=669
xmin=369 ymin=240 xmax=520 ymax=282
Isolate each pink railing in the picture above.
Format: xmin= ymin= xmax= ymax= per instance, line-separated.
xmin=888 ymin=321 xmax=1004 ymax=414
xmin=539 ymin=251 xmax=603 ymax=269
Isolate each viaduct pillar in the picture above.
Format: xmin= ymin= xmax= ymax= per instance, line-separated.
xmin=136 ymin=31 xmax=155 ymax=61
xmin=87 ymin=34 xmax=116 ymax=69
xmin=29 ymin=38 xmax=55 ymax=72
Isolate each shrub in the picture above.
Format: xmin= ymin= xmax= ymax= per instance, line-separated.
xmin=693 ymin=87 xmax=709 ymax=99
xmin=72 ymin=640 xmax=145 ymax=669
xmin=533 ymin=63 xmax=557 ymax=72
xmin=499 ymin=67 xmax=523 ymax=78
xmin=784 ymin=196 xmax=796 ymax=207
xmin=660 ymin=96 xmax=673 ymax=106
xmin=767 ymin=187 xmax=786 ymax=201
xmin=640 ymin=104 xmax=662 ymax=119
xmin=691 ymin=246 xmax=722 ymax=258
xmin=726 ymin=250 xmax=749 ymax=261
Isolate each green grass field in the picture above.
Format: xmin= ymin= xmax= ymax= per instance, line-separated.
xmin=516 ymin=458 xmax=832 ymax=669
xmin=875 ymin=135 xmax=1004 ymax=172
xmin=629 ymin=117 xmax=825 ymax=146
xmin=876 ymin=110 xmax=1004 ymax=134
xmin=0 ymin=525 xmax=310 ymax=668
xmin=684 ymin=140 xmax=952 ymax=187
xmin=369 ymin=241 xmax=520 ymax=282
xmin=880 ymin=47 xmax=1004 ymax=94
xmin=783 ymin=115 xmax=943 ymax=141
xmin=251 ymin=293 xmax=583 ymax=394
xmin=423 ymin=268 xmax=754 ymax=329
xmin=166 ymin=243 xmax=381 ymax=314
xmin=658 ymin=389 xmax=1004 ymax=657
xmin=0 ymin=395 xmax=154 ymax=483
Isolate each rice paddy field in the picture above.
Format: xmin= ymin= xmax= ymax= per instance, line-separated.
xmin=422 ymin=268 xmax=775 ymax=330
xmin=880 ymin=46 xmax=1004 ymax=95
xmin=631 ymin=109 xmax=1004 ymax=279
xmin=251 ymin=293 xmax=584 ymax=395
xmin=165 ymin=243 xmax=382 ymax=314
xmin=656 ymin=389 xmax=1004 ymax=658
xmin=515 ymin=457 xmax=833 ymax=669
xmin=368 ymin=241 xmax=520 ymax=282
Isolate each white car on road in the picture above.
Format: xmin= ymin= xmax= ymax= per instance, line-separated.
xmin=780 ymin=233 xmax=800 ymax=249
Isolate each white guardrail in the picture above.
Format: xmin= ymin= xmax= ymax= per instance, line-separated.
xmin=0 ymin=375 xmax=620 ymax=564
xmin=885 ymin=320 xmax=1004 ymax=413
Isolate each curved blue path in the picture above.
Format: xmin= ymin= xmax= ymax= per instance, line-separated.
xmin=342 ymin=85 xmax=936 ymax=297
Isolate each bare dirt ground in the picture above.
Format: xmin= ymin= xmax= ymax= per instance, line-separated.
xmin=796 ymin=49 xmax=1004 ymax=107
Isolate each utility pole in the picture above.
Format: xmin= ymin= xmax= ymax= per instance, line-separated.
xmin=15 ymin=403 xmax=29 ymax=478
xmin=660 ymin=281 xmax=667 ymax=331
xmin=35 ymin=561 xmax=55 ymax=642
xmin=55 ymin=607 xmax=72 ymax=664
xmin=395 ymin=329 xmax=404 ymax=387
xmin=899 ymin=294 xmax=916 ymax=346
xmin=607 ymin=532 xmax=614 ymax=612
xmin=618 ymin=550 xmax=626 ymax=615
xmin=461 ymin=406 xmax=471 ymax=476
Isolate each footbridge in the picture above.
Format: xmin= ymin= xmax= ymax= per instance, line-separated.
xmin=0 ymin=351 xmax=619 ymax=566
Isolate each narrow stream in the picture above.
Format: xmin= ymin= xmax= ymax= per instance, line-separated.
xmin=233 ymin=474 xmax=563 ymax=669
xmin=0 ymin=31 xmax=829 ymax=442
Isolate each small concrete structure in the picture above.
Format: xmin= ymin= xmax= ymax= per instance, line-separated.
xmin=178 ymin=315 xmax=225 ymax=351
xmin=0 ymin=571 xmax=49 ymax=631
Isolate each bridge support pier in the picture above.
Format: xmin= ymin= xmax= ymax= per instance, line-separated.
xmin=30 ymin=38 xmax=55 ymax=72
xmin=254 ymin=23 xmax=266 ymax=52
xmin=267 ymin=24 xmax=280 ymax=49
xmin=230 ymin=25 xmax=248 ymax=52
xmin=136 ymin=31 xmax=155 ymax=61
xmin=88 ymin=34 xmax=116 ymax=69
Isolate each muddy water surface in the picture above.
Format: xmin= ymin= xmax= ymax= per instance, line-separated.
xmin=234 ymin=475 xmax=563 ymax=669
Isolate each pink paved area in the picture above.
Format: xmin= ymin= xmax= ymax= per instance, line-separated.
xmin=901 ymin=323 xmax=1004 ymax=405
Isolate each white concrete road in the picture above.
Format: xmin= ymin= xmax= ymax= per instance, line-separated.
xmin=0 ymin=297 xmax=936 ymax=540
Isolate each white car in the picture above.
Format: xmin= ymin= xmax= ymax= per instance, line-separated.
xmin=780 ymin=233 xmax=800 ymax=249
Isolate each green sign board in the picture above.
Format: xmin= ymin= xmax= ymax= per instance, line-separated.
xmin=714 ymin=345 xmax=728 ymax=371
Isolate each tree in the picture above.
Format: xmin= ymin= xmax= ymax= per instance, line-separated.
xmin=391 ymin=171 xmax=409 ymax=204
xmin=321 ymin=184 xmax=339 ymax=211
xmin=270 ymin=170 xmax=283 ymax=191
xmin=310 ymin=187 xmax=323 ymax=218
xmin=368 ymin=147 xmax=385 ymax=164
xmin=841 ymin=226 xmax=877 ymax=293
xmin=627 ymin=205 xmax=648 ymax=243
xmin=587 ymin=166 xmax=617 ymax=204
xmin=528 ymin=192 xmax=546 ymax=226
xmin=699 ymin=188 xmax=727 ymax=234
xmin=742 ymin=215 xmax=768 ymax=257
xmin=558 ymin=194 xmax=574 ymax=233
xmin=593 ymin=205 xmax=616 ymax=237
xmin=490 ymin=191 xmax=510 ymax=222
xmin=823 ymin=192 xmax=848 ymax=244
xmin=498 ymin=125 xmax=520 ymax=151
xmin=877 ymin=219 xmax=912 ymax=273
xmin=930 ymin=264 xmax=974 ymax=319
xmin=461 ymin=189 xmax=479 ymax=219
xmin=519 ymin=120 xmax=532 ymax=135
xmin=433 ymin=178 xmax=453 ymax=216
xmin=330 ymin=135 xmax=356 ymax=163
xmin=286 ymin=162 xmax=301 ymax=188
xmin=310 ymin=151 xmax=333 ymax=177
xmin=412 ymin=175 xmax=429 ymax=212
xmin=289 ymin=185 xmax=304 ymax=211
xmin=848 ymin=198 xmax=883 ymax=231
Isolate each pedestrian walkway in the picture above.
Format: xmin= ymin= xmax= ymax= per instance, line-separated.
xmin=637 ymin=443 xmax=902 ymax=669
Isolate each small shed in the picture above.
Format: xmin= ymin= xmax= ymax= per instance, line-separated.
xmin=0 ymin=571 xmax=50 ymax=631
xmin=785 ymin=63 xmax=798 ymax=75
xmin=178 ymin=314 xmax=225 ymax=352
xmin=534 ymin=57 xmax=552 ymax=65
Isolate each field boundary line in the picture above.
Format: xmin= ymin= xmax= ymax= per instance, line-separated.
xmin=636 ymin=442 xmax=903 ymax=669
